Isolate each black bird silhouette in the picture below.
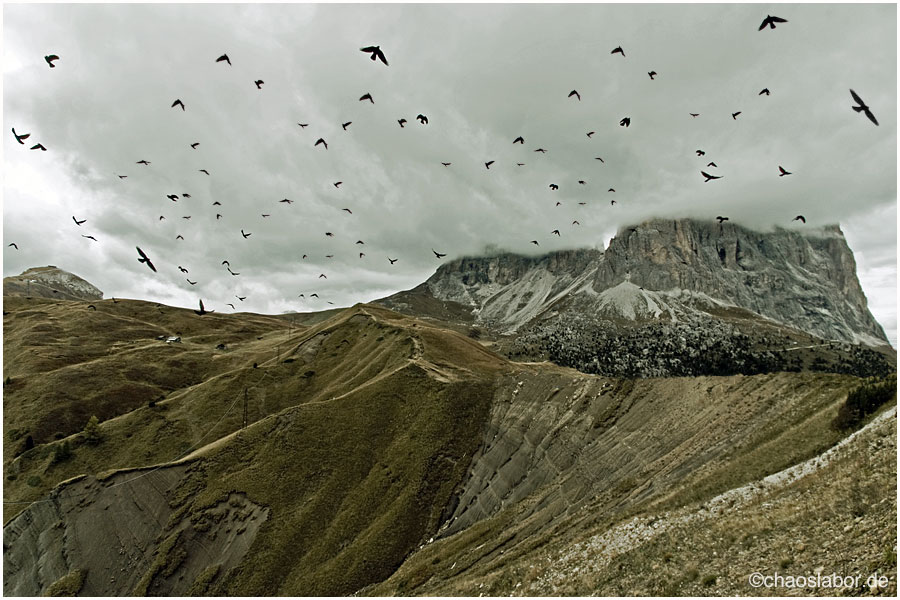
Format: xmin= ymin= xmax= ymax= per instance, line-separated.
xmin=117 ymin=174 xmax=127 ymax=179
xmin=280 ymin=198 xmax=294 ymax=204
xmin=222 ymin=261 xmax=231 ymax=267
xmin=587 ymin=131 xmax=595 ymax=138
xmin=551 ymin=230 xmax=560 ymax=236
xmin=701 ymin=171 xmax=723 ymax=182
xmin=648 ymin=71 xmax=657 ymax=80
xmin=758 ymin=15 xmax=788 ymax=30
xmin=172 ymin=99 xmax=185 ymax=111
xmin=513 ymin=136 xmax=524 ymax=144
xmin=690 ymin=113 xmax=700 ymax=118
xmin=432 ymin=249 xmax=447 ymax=259
xmin=212 ymin=201 xmax=221 ymax=206
xmin=416 ymin=114 xmax=428 ymax=125
xmin=8 ymin=243 xmax=18 ymax=250
xmin=485 ymin=161 xmax=494 ymax=169
xmin=619 ymin=117 xmax=630 ymax=127
xmin=359 ymin=93 xmax=374 ymax=104
xmin=190 ymin=142 xmax=199 ymax=149
xmin=216 ymin=53 xmax=231 ymax=65
xmin=241 ymin=230 xmax=251 ymax=239
xmin=696 ymin=149 xmax=706 ymax=157
xmin=707 ymin=162 xmax=718 ymax=168
xmin=45 ymin=54 xmax=60 ymax=67
xmin=254 ymin=80 xmax=264 ymax=89
xmin=611 ymin=46 xmax=625 ymax=56
xmin=555 ymin=202 xmax=562 ymax=206
xmin=182 ymin=216 xmax=191 ymax=220
xmin=334 ymin=182 xmax=342 ymax=188
xmin=534 ymin=148 xmax=547 ymax=153
xmin=216 ymin=214 xmax=222 ymax=220
xmin=568 ymin=90 xmax=581 ymax=101
xmin=81 ymin=235 xmax=97 ymax=242
xmin=595 ymin=157 xmax=604 ymax=162
xmin=759 ymin=88 xmax=770 ymax=96
xmin=325 ymin=232 xmax=334 ymax=237
xmin=849 ymin=89 xmax=878 ymax=126
xmin=360 ymin=45 xmax=389 ymax=66
xmin=136 ymin=247 xmax=156 ymax=272
xmin=359 ymin=252 xmax=365 ymax=258
xmin=194 ymin=299 xmax=213 ymax=316
xmin=573 ymin=220 xmax=581 ymax=225
xmin=227 ymin=303 xmax=235 ymax=309
xmin=186 ymin=279 xmax=197 ymax=285
xmin=355 ymin=240 xmax=365 ymax=245
xmin=227 ymin=267 xmax=240 ymax=276
xmin=342 ymin=208 xmax=352 ymax=214
xmin=310 ymin=293 xmax=318 ymax=298
xmin=178 ymin=266 xmax=189 ymax=273
xmin=302 ymin=255 xmax=307 ymax=259
xmin=175 ymin=235 xmax=184 ymax=240
xmin=182 ymin=193 xmax=191 ymax=198
xmin=73 ymin=216 xmax=86 ymax=226
xmin=441 ymin=162 xmax=451 ymax=167
xmin=342 ymin=121 xmax=352 ymax=130
xmin=549 ymin=184 xmax=558 ymax=190
xmin=261 ymin=214 xmax=270 ymax=218
xmin=12 ymin=128 xmax=30 ymax=144
xmin=30 ymin=143 xmax=46 ymax=151
xmin=319 ymin=274 xmax=327 ymax=279
xmin=608 ymin=188 xmax=616 ymax=192
xmin=315 ymin=138 xmax=328 ymax=149
xmin=159 ymin=216 xmax=165 ymax=220
xmin=167 ymin=194 xmax=178 ymax=201
xmin=578 ymin=180 xmax=586 ymax=185
xmin=732 ymin=111 xmax=741 ymax=120
xmin=398 ymin=119 xmax=407 ymax=127
xmin=578 ymin=202 xmax=587 ymax=206
xmin=716 ymin=216 xmax=729 ymax=223
xmin=137 ymin=160 xmax=151 ymax=165
xmin=199 ymin=169 xmax=209 ymax=175
xmin=778 ymin=166 xmax=792 ymax=177
xmin=793 ymin=215 xmax=806 ymax=223
xmin=517 ymin=163 xmax=525 ymax=167
xmin=388 ymin=257 xmax=398 ymax=264
xmin=236 ymin=296 xmax=246 ymax=301
xmin=298 ymin=123 xmax=309 ymax=128
xmin=530 ymin=240 xmax=539 ymax=245
xmin=325 ymin=255 xmax=334 ymax=259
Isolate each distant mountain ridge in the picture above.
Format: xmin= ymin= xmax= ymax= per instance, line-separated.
xmin=379 ymin=218 xmax=893 ymax=377
xmin=3 ymin=266 xmax=103 ymax=301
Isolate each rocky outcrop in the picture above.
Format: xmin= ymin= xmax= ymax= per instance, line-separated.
xmin=3 ymin=266 xmax=103 ymax=301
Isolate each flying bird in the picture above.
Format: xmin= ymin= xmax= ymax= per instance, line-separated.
xmin=388 ymin=257 xmax=399 ymax=265
xmin=578 ymin=180 xmax=586 ymax=185
xmin=117 ymin=174 xmax=127 ymax=179
xmin=758 ymin=15 xmax=788 ymax=30
xmin=236 ymin=296 xmax=246 ymax=301
xmin=182 ymin=193 xmax=191 ymax=198
xmin=8 ymin=243 xmax=18 ymax=250
xmin=212 ymin=201 xmax=221 ymax=206
xmin=359 ymin=92 xmax=374 ymax=104
xmin=530 ymin=240 xmax=539 ymax=245
xmin=416 ymin=114 xmax=428 ymax=124
xmin=334 ymin=182 xmax=342 ymax=188
xmin=310 ymin=293 xmax=318 ymax=298
xmin=355 ymin=240 xmax=365 ymax=245
xmin=690 ymin=113 xmax=700 ymax=118
xmin=551 ymin=230 xmax=560 ymax=236
xmin=319 ymin=274 xmax=327 ymax=279
xmin=342 ymin=121 xmax=352 ymax=130
xmin=586 ymin=131 xmax=595 ymax=138
xmin=608 ymin=188 xmax=615 ymax=192
xmin=716 ymin=216 xmax=729 ymax=223
xmin=182 ymin=216 xmax=191 ymax=220
xmin=398 ymin=119 xmax=407 ymax=127
xmin=359 ymin=252 xmax=365 ymax=258
xmin=513 ymin=136 xmax=524 ymax=144
xmin=167 ymin=194 xmax=179 ymax=201
xmin=325 ymin=232 xmax=334 ymax=237
xmin=178 ymin=266 xmax=189 ymax=273
xmin=254 ymin=80 xmax=264 ymax=89
xmin=175 ymin=235 xmax=184 ymax=240
xmin=759 ymin=88 xmax=770 ymax=96
xmin=697 ymin=150 xmax=706 ymax=156
xmin=549 ymin=184 xmax=558 ymax=190
xmin=159 ymin=216 xmax=165 ymax=221
xmin=595 ymin=157 xmax=604 ymax=162
xmin=81 ymin=235 xmax=97 ymax=242
xmin=648 ymin=71 xmax=657 ymax=80
xmin=261 ymin=214 xmax=270 ymax=218
xmin=701 ymin=171 xmax=723 ymax=182
xmin=534 ymin=148 xmax=547 ymax=153
xmin=707 ymin=162 xmax=718 ymax=168
xmin=45 ymin=54 xmax=60 ymax=67
xmin=315 ymin=138 xmax=328 ymax=149
xmin=611 ymin=46 xmax=625 ymax=56
xmin=137 ymin=160 xmax=151 ymax=165
xmin=360 ymin=45 xmax=389 ymax=65
xmin=573 ymin=220 xmax=581 ymax=225
xmin=517 ymin=163 xmax=525 ymax=167
xmin=342 ymin=208 xmax=352 ymax=214
xmin=73 ymin=216 xmax=86 ymax=226
xmin=30 ymin=143 xmax=46 ymax=151
xmin=199 ymin=169 xmax=209 ymax=175
xmin=216 ymin=53 xmax=231 ymax=65
xmin=227 ymin=267 xmax=240 ymax=276
xmin=619 ymin=117 xmax=631 ymax=127
xmin=11 ymin=128 xmax=30 ymax=144
xmin=186 ymin=279 xmax=197 ymax=285
xmin=194 ymin=299 xmax=213 ymax=316
xmin=298 ymin=123 xmax=309 ymax=128
xmin=227 ymin=303 xmax=235 ymax=309
xmin=568 ymin=90 xmax=581 ymax=101
xmin=610 ymin=200 xmax=617 ymax=206
xmin=432 ymin=249 xmax=447 ymax=258
xmin=280 ymin=198 xmax=294 ymax=204
xmin=442 ymin=162 xmax=451 ymax=167
xmin=485 ymin=161 xmax=494 ymax=169
xmin=136 ymin=247 xmax=156 ymax=272
xmin=172 ymin=99 xmax=185 ymax=111
xmin=241 ymin=230 xmax=251 ymax=238
xmin=190 ymin=142 xmax=199 ymax=149
xmin=849 ymin=89 xmax=878 ymax=126
xmin=778 ymin=166 xmax=792 ymax=176
xmin=732 ymin=111 xmax=741 ymax=120
xmin=793 ymin=215 xmax=806 ymax=223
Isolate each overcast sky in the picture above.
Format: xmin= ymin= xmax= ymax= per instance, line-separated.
xmin=3 ymin=3 xmax=896 ymax=345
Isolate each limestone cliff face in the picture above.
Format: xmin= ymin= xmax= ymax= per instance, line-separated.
xmin=421 ymin=218 xmax=888 ymax=347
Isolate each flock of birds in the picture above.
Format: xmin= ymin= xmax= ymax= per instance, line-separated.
xmin=7 ymin=13 xmax=882 ymax=315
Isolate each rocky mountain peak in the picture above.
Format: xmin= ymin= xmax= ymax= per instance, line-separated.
xmin=3 ymin=266 xmax=103 ymax=301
